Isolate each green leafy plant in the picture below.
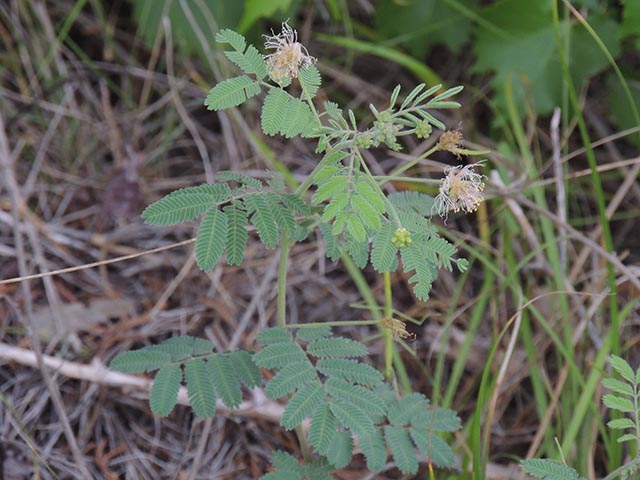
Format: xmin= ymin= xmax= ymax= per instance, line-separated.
xmin=521 ymin=355 xmax=640 ymax=480
xmin=111 ymin=23 xmax=481 ymax=476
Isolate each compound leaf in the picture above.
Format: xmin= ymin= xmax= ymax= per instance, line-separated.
xmin=409 ymin=428 xmax=454 ymax=468
xmin=296 ymin=325 xmax=333 ymax=342
xmin=329 ymin=397 xmax=375 ymax=438
xmin=215 ymin=29 xmax=246 ymax=52
xmin=371 ymin=222 xmax=399 ymax=272
xmin=223 ymin=201 xmax=249 ymax=265
xmin=281 ymin=380 xmax=325 ymax=430
xmin=262 ymin=88 xmax=313 ymax=138
xmin=228 ymin=350 xmax=262 ymax=388
xmin=245 ymin=193 xmax=279 ymax=249
xmin=325 ymin=431 xmax=352 ymax=469
xmin=309 ymin=404 xmax=337 ymax=455
xmin=205 ymin=76 xmax=261 ymax=110
xmin=388 ymin=393 xmax=430 ymax=426
xmin=253 ymin=342 xmax=308 ymax=369
xmin=359 ymin=428 xmax=387 ymax=472
xmin=299 ymin=65 xmax=321 ymax=100
xmin=316 ymin=358 xmax=383 ymax=386
xmin=110 ymin=349 xmax=172 ymax=373
xmin=401 ymin=240 xmax=438 ymax=302
xmin=385 ymin=425 xmax=418 ymax=475
xmin=208 ymin=354 xmax=242 ymax=408
xmin=224 ymin=44 xmax=267 ymax=79
xmin=264 ymin=362 xmax=317 ymax=399
xmin=195 ymin=208 xmax=228 ymax=271
xmin=256 ymin=327 xmax=293 ymax=346
xmin=520 ymin=459 xmax=583 ymax=480
xmin=150 ymin=363 xmax=182 ymax=416
xmin=307 ymin=337 xmax=368 ymax=358
xmin=142 ymin=193 xmax=215 ymax=226
xmin=325 ymin=378 xmax=386 ymax=418
xmin=150 ymin=336 xmax=214 ymax=361
xmin=216 ymin=171 xmax=263 ymax=190
xmin=184 ymin=358 xmax=217 ymax=417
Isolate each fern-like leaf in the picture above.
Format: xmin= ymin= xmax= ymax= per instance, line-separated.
xmin=166 ymin=183 xmax=232 ymax=201
xmin=298 ymin=65 xmax=321 ymax=100
xmin=318 ymin=223 xmax=340 ymax=261
xmin=245 ymin=193 xmax=280 ymax=249
xmin=325 ymin=431 xmax=352 ymax=469
xmin=316 ymin=358 xmax=383 ymax=386
xmin=223 ymin=201 xmax=249 ymax=265
xmin=328 ymin=397 xmax=375 ymax=438
xmin=216 ymin=171 xmax=263 ymax=190
xmin=412 ymin=408 xmax=462 ymax=432
xmin=264 ymin=362 xmax=317 ymax=399
xmin=409 ymin=427 xmax=454 ymax=468
xmin=184 ymin=358 xmax=217 ymax=417
xmin=401 ymin=240 xmax=437 ymax=302
xmin=224 ymin=44 xmax=267 ymax=79
xmin=281 ymin=380 xmax=325 ymax=430
xmin=389 ymin=191 xmax=436 ymax=216
xmin=385 ymin=425 xmax=419 ymax=475
xmin=261 ymin=88 xmax=313 ymax=138
xmin=359 ymin=428 xmax=387 ymax=472
xmin=207 ymin=354 xmax=242 ymax=408
xmin=388 ymin=393 xmax=430 ymax=426
xmin=150 ymin=335 xmax=214 ymax=361
xmin=371 ymin=222 xmax=399 ymax=273
xmin=309 ymin=404 xmax=337 ymax=455
xmin=265 ymin=192 xmax=297 ymax=234
xmin=195 ymin=208 xmax=228 ymax=271
xmin=345 ymin=239 xmax=370 ymax=269
xmin=205 ymin=76 xmax=261 ymax=110
xmin=296 ymin=325 xmax=333 ymax=342
xmin=253 ymin=342 xmax=308 ymax=369
xmin=325 ymin=378 xmax=386 ymax=418
xmin=228 ymin=350 xmax=262 ymax=388
xmin=142 ymin=193 xmax=216 ymax=226
xmin=520 ymin=459 xmax=583 ymax=480
xmin=215 ymin=29 xmax=246 ymax=52
xmin=354 ymin=179 xmax=385 ymax=214
xmin=306 ymin=337 xmax=368 ymax=358
xmin=149 ymin=363 xmax=182 ymax=416
xmin=256 ymin=327 xmax=293 ymax=346
xmin=110 ymin=350 xmax=172 ymax=373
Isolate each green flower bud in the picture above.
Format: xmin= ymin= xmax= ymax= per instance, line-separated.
xmin=391 ymin=227 xmax=412 ymax=248
xmin=415 ymin=119 xmax=432 ymax=139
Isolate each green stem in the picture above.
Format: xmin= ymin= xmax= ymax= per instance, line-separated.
xmin=295 ymin=424 xmax=312 ymax=462
xmin=378 ymin=145 xmax=440 ymax=187
xmin=277 ymin=235 xmax=291 ymax=328
xmin=383 ymin=271 xmax=394 ymax=380
xmin=283 ymin=319 xmax=379 ymax=329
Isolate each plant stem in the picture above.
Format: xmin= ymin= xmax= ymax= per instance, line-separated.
xmin=383 ymin=271 xmax=393 ymax=380
xmin=283 ymin=319 xmax=380 ymax=329
xmin=378 ymin=145 xmax=440 ymax=186
xmin=277 ymin=235 xmax=290 ymax=328
xmin=295 ymin=424 xmax=312 ymax=462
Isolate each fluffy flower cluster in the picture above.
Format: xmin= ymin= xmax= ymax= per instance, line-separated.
xmin=434 ymin=162 xmax=486 ymax=218
xmin=263 ymin=22 xmax=316 ymax=85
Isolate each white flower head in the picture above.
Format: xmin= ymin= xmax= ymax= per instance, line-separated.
xmin=434 ymin=161 xmax=486 ymax=219
xmin=263 ymin=22 xmax=316 ymax=85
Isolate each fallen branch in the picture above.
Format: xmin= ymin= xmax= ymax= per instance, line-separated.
xmin=0 ymin=342 xmax=284 ymax=421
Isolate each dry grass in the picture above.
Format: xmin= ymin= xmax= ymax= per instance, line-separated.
xmin=1 ymin=1 xmax=640 ymax=479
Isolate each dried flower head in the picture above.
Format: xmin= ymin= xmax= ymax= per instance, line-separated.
xmin=263 ymin=22 xmax=316 ymax=86
xmin=437 ymin=129 xmax=465 ymax=157
xmin=434 ymin=161 xmax=486 ymax=218
xmin=381 ymin=317 xmax=416 ymax=342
